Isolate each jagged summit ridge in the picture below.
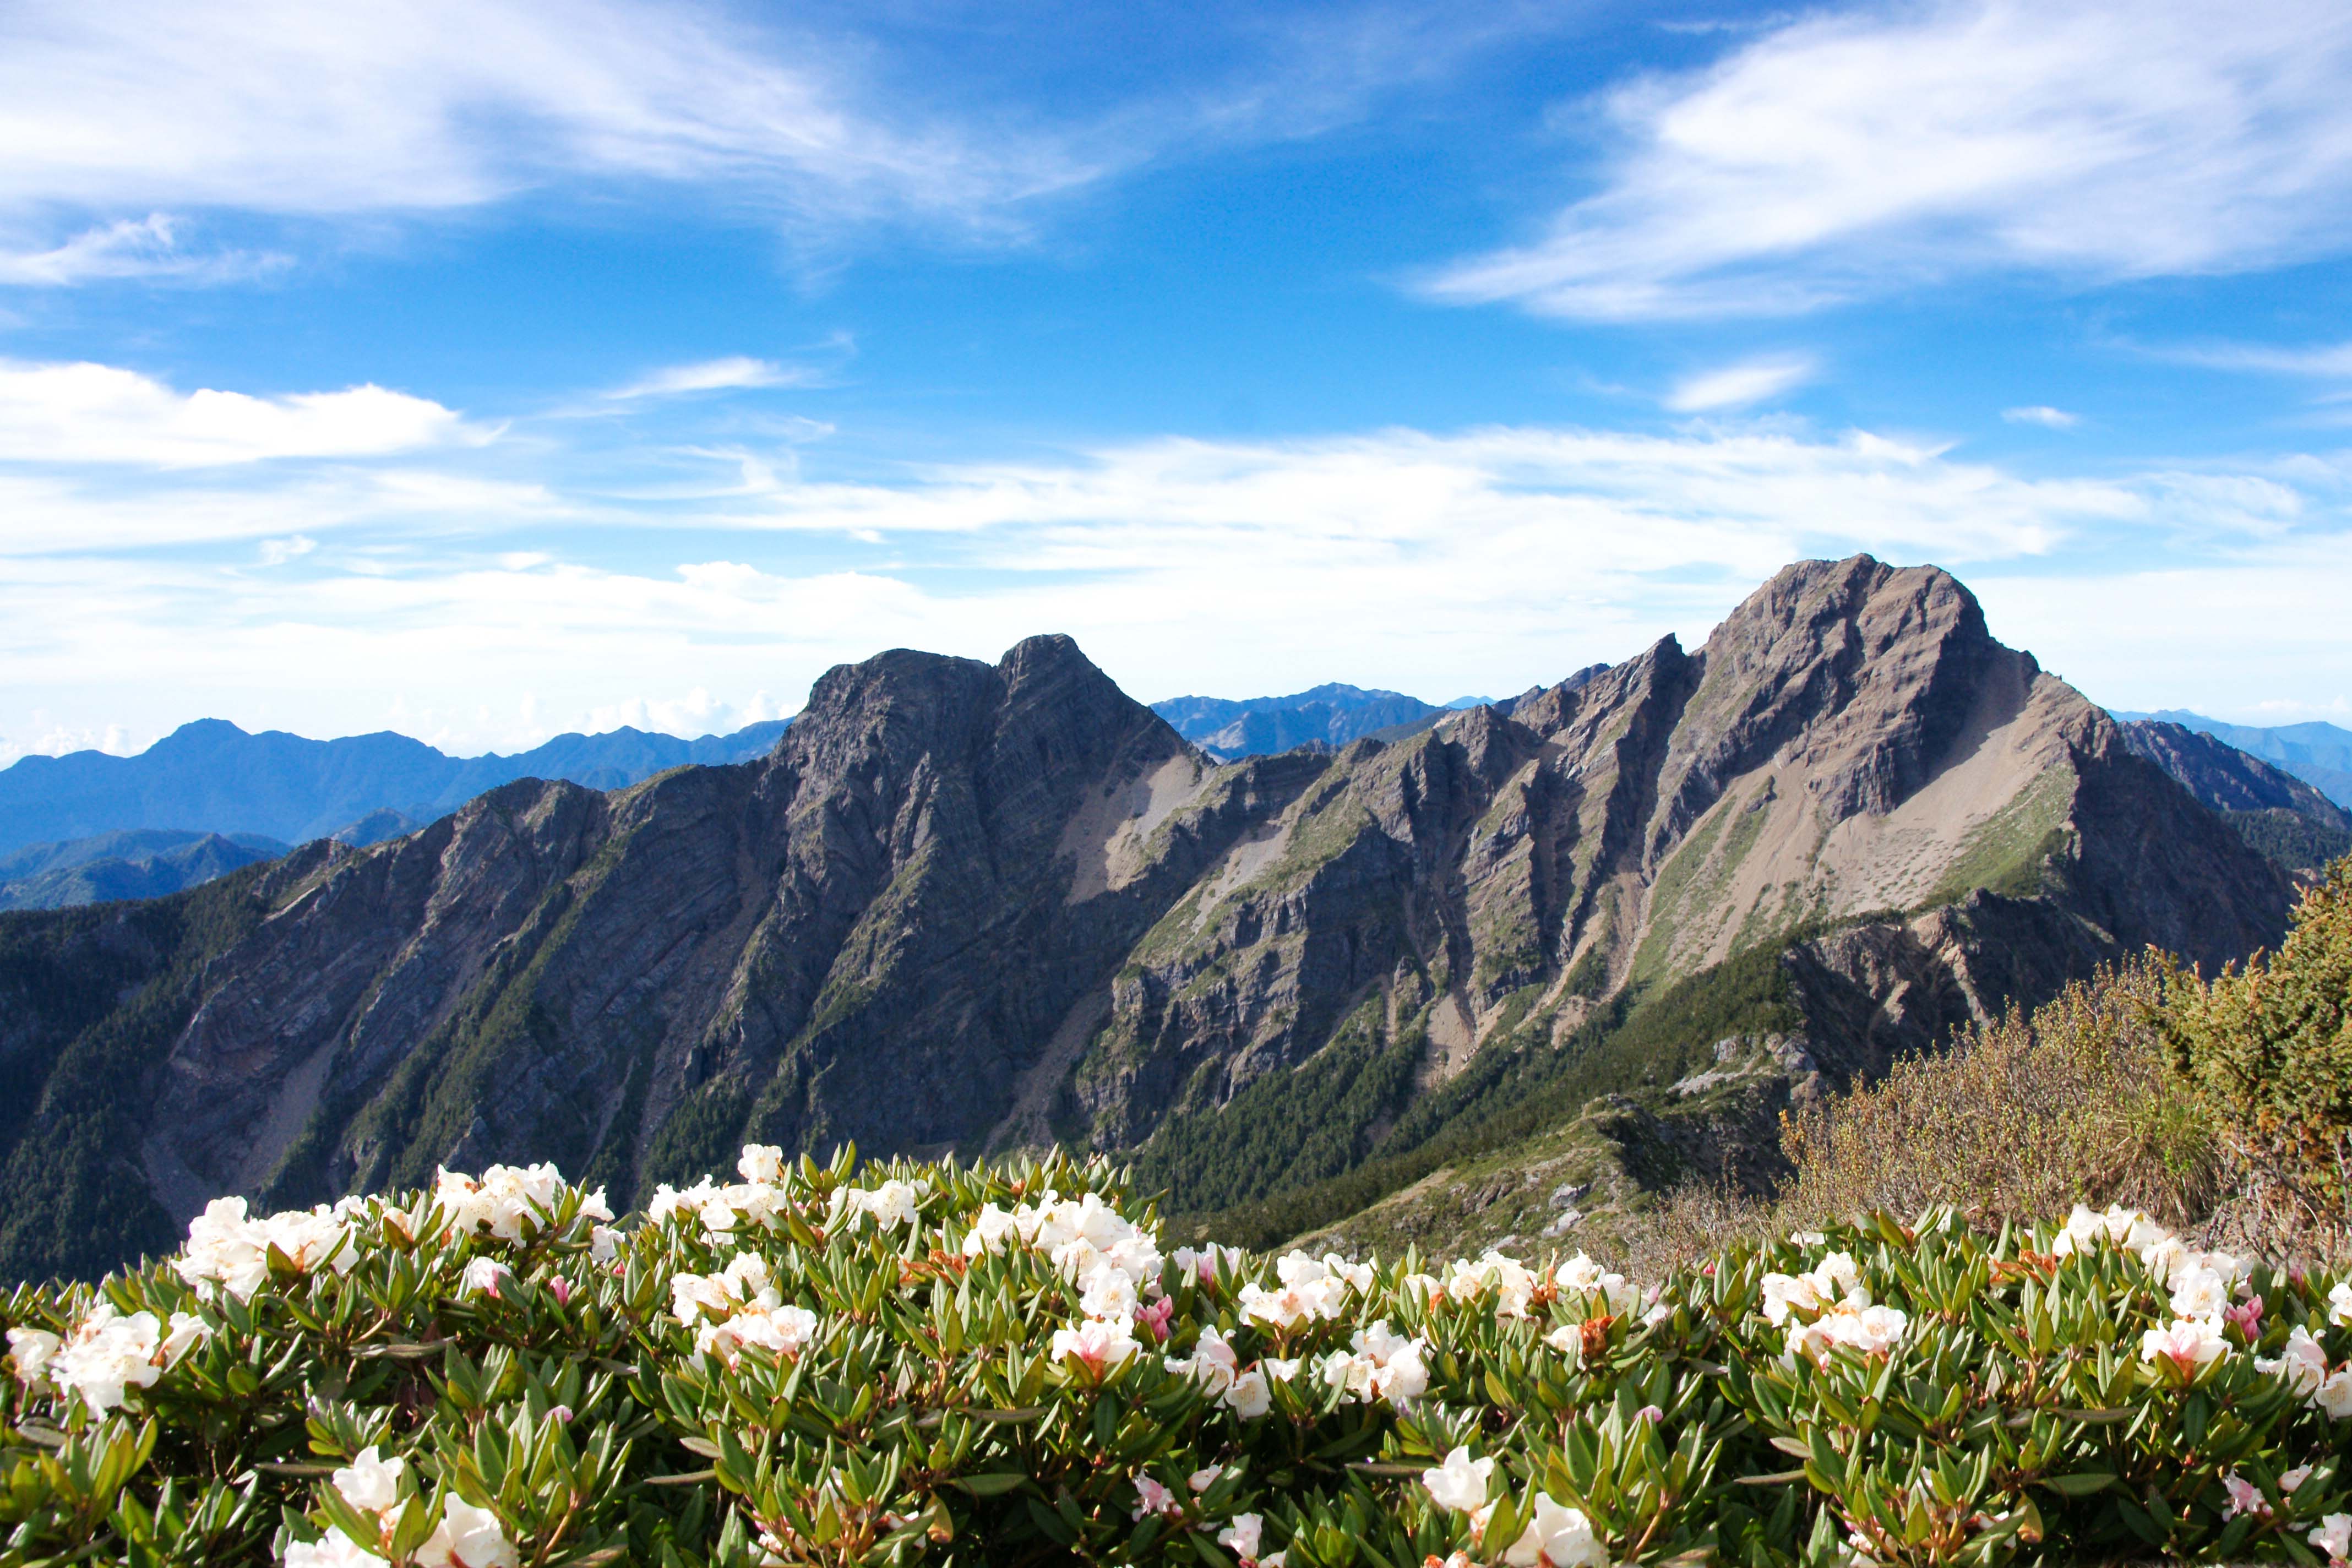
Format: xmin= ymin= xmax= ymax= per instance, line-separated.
xmin=0 ymin=557 xmax=2297 ymax=1282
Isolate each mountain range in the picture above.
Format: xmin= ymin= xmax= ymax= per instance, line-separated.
xmin=0 ymin=557 xmax=2322 ymax=1282
xmin=2112 ymin=710 xmax=2352 ymax=808
xmin=1150 ymin=685 xmax=1485 ymax=759
xmin=0 ymin=717 xmax=791 ymax=857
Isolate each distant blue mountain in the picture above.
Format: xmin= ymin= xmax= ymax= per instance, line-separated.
xmin=1151 ymin=683 xmax=1445 ymax=759
xmin=0 ymin=717 xmax=791 ymax=856
xmin=2110 ymin=710 xmax=2352 ymax=809
xmin=0 ymin=828 xmax=291 ymax=911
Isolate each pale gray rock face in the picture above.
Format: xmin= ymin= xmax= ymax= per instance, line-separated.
xmin=0 ymin=558 xmax=2299 ymax=1281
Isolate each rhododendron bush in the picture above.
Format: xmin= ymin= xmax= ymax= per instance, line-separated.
xmin=12 ymin=1150 xmax=2352 ymax=1567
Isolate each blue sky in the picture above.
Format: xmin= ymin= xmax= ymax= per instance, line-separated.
xmin=4 ymin=0 xmax=2351 ymax=761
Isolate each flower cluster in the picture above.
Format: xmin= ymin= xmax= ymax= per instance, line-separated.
xmin=434 ymin=1161 xmax=608 ymax=1243
xmin=669 ymin=1250 xmax=821 ymax=1369
xmin=2046 ymin=1204 xmax=2268 ymax=1378
xmin=281 ymin=1445 xmax=518 ymax=1568
xmin=1422 ymin=1446 xmax=1607 ymax=1568
xmin=1757 ymin=1248 xmax=1910 ymax=1364
xmin=174 ymin=1195 xmax=363 ymax=1299
xmin=1314 ymin=1319 xmax=1429 ymax=1409
xmin=1237 ymin=1250 xmax=1372 ymax=1331
xmin=965 ymin=1185 xmax=1165 ymax=1376
xmin=7 ymin=1299 xmax=209 ymax=1413
xmin=24 ymin=1144 xmax=2352 ymax=1568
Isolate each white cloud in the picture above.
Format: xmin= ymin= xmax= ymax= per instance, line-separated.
xmin=3 ymin=417 xmax=2345 ymax=753
xmin=0 ymin=213 xmax=282 ymax=286
xmin=1665 ymin=354 xmax=1816 ymax=411
xmin=732 ymin=424 xmax=2135 ymax=570
xmin=255 ymin=535 xmax=317 ymax=565
xmin=606 ymin=357 xmax=814 ymax=400
xmin=2003 ymin=405 xmax=2079 ymax=429
xmin=1427 ymin=0 xmax=2352 ymax=319
xmin=0 ymin=0 xmax=1094 ymax=246
xmin=2154 ymin=339 xmax=2352 ymax=378
xmin=0 ymin=361 xmax=486 ymax=468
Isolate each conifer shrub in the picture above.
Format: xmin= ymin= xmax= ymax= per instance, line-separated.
xmin=2163 ymin=857 xmax=2352 ymax=1245
xmin=13 ymin=1146 xmax=2352 ymax=1565
xmin=1774 ymin=957 xmax=2222 ymax=1235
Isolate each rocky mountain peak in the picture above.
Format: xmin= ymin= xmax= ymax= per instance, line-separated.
xmin=0 ymin=560 xmax=2303 ymax=1284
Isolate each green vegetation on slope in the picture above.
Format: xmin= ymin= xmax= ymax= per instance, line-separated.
xmin=1177 ymin=933 xmax=1807 ymax=1250
xmin=0 ymin=867 xmax=279 ymax=1283
xmin=1129 ymin=993 xmax=1423 ymax=1214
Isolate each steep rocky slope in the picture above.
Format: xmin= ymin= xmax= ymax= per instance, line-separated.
xmin=2117 ymin=718 xmax=2351 ymax=873
xmin=0 ymin=558 xmax=2298 ymax=1282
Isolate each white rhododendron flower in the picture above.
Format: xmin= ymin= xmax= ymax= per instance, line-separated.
xmin=962 ymin=1203 xmax=1021 ymax=1256
xmin=738 ymin=1144 xmax=787 ymax=1184
xmin=1317 ymin=1319 xmax=1429 ymax=1409
xmin=333 ymin=1445 xmax=405 ymax=1513
xmin=2320 ymin=1370 xmax=2352 ymax=1422
xmin=1219 ymin=1512 xmax=1265 ymax=1559
xmin=1553 ymin=1255 xmax=1637 ymax=1314
xmin=2260 ymin=1327 xmax=2330 ymax=1397
xmin=1239 ymin=1251 xmax=1362 ymax=1330
xmin=459 ymin=1258 xmax=511 ymax=1298
xmin=1224 ymin=1367 xmax=1272 ymax=1419
xmin=2140 ymin=1315 xmax=2230 ymax=1374
xmin=1761 ymin=1250 xmax=1869 ymax=1329
xmin=2330 ymin=1281 xmax=2352 ymax=1329
xmin=417 ymin=1497 xmax=518 ymax=1568
xmin=2313 ymin=1513 xmax=2352 ymax=1567
xmin=176 ymin=1196 xmax=358 ymax=1300
xmin=7 ymin=1325 xmax=61 ymax=1385
xmin=1174 ymin=1243 xmax=1246 ymax=1283
xmin=47 ymin=1303 xmax=209 ymax=1413
xmin=699 ymin=1304 xmax=819 ymax=1369
xmin=1422 ymin=1446 xmax=1494 ymax=1513
xmin=1501 ymin=1494 xmax=1609 ymax=1568
xmin=1786 ymin=1302 xmax=1908 ymax=1365
xmin=648 ymin=1178 xmax=721 ymax=1226
xmin=831 ymin=1178 xmax=922 ymax=1229
xmin=285 ymin=1536 xmax=390 ymax=1568
xmin=1190 ymin=1464 xmax=1223 ymax=1493
xmin=1166 ymin=1324 xmax=1240 ymax=1395
xmin=1050 ymin=1315 xmax=1140 ymax=1374
xmin=434 ymin=1163 xmax=585 ymax=1243
xmin=1445 ymin=1251 xmax=1540 ymax=1319
xmin=2168 ymin=1266 xmax=2232 ymax=1320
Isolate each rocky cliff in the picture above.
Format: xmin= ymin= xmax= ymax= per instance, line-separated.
xmin=0 ymin=558 xmax=2300 ymax=1282
xmin=2117 ymin=718 xmax=2351 ymax=874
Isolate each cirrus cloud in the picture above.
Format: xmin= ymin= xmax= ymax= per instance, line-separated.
xmin=1427 ymin=0 xmax=2352 ymax=319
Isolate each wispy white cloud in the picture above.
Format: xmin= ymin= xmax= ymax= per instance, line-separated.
xmin=1427 ymin=0 xmax=2352 ymax=319
xmin=2003 ymin=405 xmax=2079 ymax=429
xmin=0 ymin=361 xmax=488 ymax=468
xmin=2153 ymin=339 xmax=2352 ymax=378
xmin=0 ymin=0 xmax=1556 ymax=276
xmin=1664 ymin=354 xmax=1816 ymax=411
xmin=605 ymin=356 xmax=817 ymax=401
xmin=0 ymin=0 xmax=1097 ymax=253
xmin=0 ymin=214 xmax=285 ymax=286
xmin=255 ymin=535 xmax=317 ymax=565
xmin=4 ymin=414 xmax=2345 ymax=753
